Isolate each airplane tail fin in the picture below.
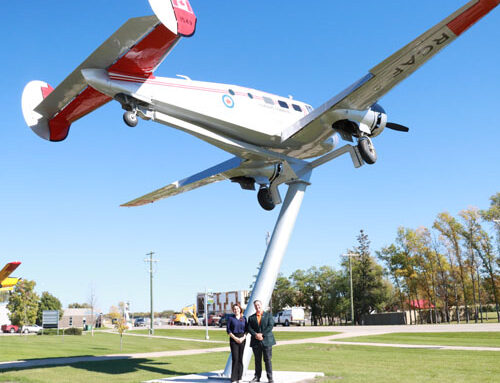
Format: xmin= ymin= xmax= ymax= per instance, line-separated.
xmin=22 ymin=1 xmax=196 ymax=142
xmin=0 ymin=261 xmax=21 ymax=282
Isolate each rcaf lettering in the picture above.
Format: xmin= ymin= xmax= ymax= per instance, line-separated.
xmin=392 ymin=32 xmax=450 ymax=77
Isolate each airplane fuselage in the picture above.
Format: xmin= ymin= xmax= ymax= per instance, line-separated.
xmin=82 ymin=69 xmax=337 ymax=158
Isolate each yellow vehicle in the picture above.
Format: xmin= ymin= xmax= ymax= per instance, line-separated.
xmin=173 ymin=304 xmax=199 ymax=325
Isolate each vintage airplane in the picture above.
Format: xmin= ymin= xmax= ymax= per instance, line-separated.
xmin=22 ymin=0 xmax=499 ymax=211
xmin=0 ymin=262 xmax=21 ymax=292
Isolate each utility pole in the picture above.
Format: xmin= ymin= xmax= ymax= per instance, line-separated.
xmin=342 ymin=253 xmax=359 ymax=326
xmin=204 ymin=287 xmax=210 ymax=340
xmin=144 ymin=251 xmax=158 ymax=335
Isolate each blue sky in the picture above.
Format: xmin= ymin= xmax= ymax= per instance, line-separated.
xmin=2 ymin=1 xmax=499 ymax=313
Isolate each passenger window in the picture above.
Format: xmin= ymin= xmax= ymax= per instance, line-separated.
xmin=292 ymin=104 xmax=302 ymax=112
xmin=263 ymin=96 xmax=274 ymax=105
xmin=228 ymin=89 xmax=235 ymax=96
xmin=278 ymin=100 xmax=289 ymax=109
xmin=248 ymin=93 xmax=254 ymax=99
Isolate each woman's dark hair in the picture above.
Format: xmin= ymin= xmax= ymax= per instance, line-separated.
xmin=232 ymin=303 xmax=244 ymax=320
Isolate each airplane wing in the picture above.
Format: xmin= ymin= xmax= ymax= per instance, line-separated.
xmin=0 ymin=262 xmax=21 ymax=284
xmin=25 ymin=0 xmax=196 ymax=142
xmin=281 ymin=0 xmax=500 ymax=146
xmin=122 ymin=157 xmax=245 ymax=207
xmin=0 ymin=277 xmax=20 ymax=289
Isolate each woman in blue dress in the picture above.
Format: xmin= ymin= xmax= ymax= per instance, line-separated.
xmin=227 ymin=303 xmax=247 ymax=383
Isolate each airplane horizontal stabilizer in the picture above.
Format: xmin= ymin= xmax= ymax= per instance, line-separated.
xmin=0 ymin=277 xmax=20 ymax=289
xmin=23 ymin=0 xmax=197 ymax=142
xmin=121 ymin=157 xmax=243 ymax=207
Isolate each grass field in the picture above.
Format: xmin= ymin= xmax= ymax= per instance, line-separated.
xmin=0 ymin=332 xmax=215 ymax=362
xmin=0 ymin=343 xmax=499 ymax=383
xmin=129 ymin=328 xmax=338 ymax=341
xmin=336 ymin=332 xmax=500 ymax=347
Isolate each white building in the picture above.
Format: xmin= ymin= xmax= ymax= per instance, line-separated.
xmin=0 ymin=303 xmax=11 ymax=325
xmin=196 ymin=290 xmax=249 ymax=316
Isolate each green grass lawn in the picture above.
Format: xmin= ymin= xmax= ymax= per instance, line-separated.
xmin=129 ymin=328 xmax=338 ymax=341
xmin=0 ymin=332 xmax=217 ymax=362
xmin=335 ymin=332 xmax=500 ymax=348
xmin=0 ymin=343 xmax=499 ymax=382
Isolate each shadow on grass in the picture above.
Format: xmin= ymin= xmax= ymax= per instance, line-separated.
xmin=3 ymin=356 xmax=196 ymax=378
xmin=73 ymin=357 xmax=195 ymax=377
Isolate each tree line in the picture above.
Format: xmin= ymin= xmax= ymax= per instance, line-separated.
xmin=4 ymin=280 xmax=63 ymax=326
xmin=270 ymin=192 xmax=499 ymax=325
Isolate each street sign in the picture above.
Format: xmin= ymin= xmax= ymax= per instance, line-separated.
xmin=42 ymin=310 xmax=59 ymax=329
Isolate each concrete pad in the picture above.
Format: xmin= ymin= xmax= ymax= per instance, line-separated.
xmin=145 ymin=370 xmax=325 ymax=382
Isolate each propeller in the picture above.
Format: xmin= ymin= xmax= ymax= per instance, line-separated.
xmin=386 ymin=122 xmax=409 ymax=132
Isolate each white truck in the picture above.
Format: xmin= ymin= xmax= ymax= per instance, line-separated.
xmin=273 ymin=307 xmax=305 ymax=326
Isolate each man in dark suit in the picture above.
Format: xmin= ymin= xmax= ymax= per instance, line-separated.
xmin=247 ymin=300 xmax=276 ymax=383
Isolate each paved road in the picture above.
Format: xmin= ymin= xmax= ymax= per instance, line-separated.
xmin=1 ymin=323 xmax=499 ymax=371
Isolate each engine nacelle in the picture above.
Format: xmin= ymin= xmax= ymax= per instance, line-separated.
xmin=331 ymin=104 xmax=387 ymax=138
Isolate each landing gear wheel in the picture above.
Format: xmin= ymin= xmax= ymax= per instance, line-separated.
xmin=358 ymin=137 xmax=377 ymax=164
xmin=123 ymin=111 xmax=138 ymax=127
xmin=257 ymin=187 xmax=275 ymax=211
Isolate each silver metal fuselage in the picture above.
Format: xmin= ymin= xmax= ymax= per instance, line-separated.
xmin=82 ymin=69 xmax=337 ymax=159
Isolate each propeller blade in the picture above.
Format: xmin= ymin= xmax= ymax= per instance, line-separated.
xmin=386 ymin=122 xmax=409 ymax=132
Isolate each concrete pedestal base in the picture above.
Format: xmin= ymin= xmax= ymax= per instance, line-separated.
xmin=144 ymin=370 xmax=325 ymax=382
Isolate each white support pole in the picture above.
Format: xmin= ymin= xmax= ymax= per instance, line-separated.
xmin=222 ymin=174 xmax=311 ymax=378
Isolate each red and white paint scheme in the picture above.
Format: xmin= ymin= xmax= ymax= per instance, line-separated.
xmin=22 ymin=0 xmax=500 ymax=211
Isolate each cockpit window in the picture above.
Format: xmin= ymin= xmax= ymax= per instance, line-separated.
xmin=305 ymin=105 xmax=313 ymax=112
xmin=278 ymin=100 xmax=289 ymax=109
xmin=263 ymin=96 xmax=274 ymax=105
xmin=292 ymin=104 xmax=302 ymax=112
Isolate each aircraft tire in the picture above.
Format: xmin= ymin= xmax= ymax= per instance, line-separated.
xmin=258 ymin=187 xmax=275 ymax=211
xmin=358 ymin=137 xmax=377 ymax=164
xmin=123 ymin=111 xmax=138 ymax=127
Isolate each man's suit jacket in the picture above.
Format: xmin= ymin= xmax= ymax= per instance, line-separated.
xmin=247 ymin=311 xmax=276 ymax=348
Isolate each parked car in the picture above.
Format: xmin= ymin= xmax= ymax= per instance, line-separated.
xmin=1 ymin=324 xmax=19 ymax=333
xmin=273 ymin=307 xmax=306 ymax=326
xmin=218 ymin=313 xmax=235 ymax=328
xmin=20 ymin=324 xmax=42 ymax=334
xmin=134 ymin=317 xmax=146 ymax=327
xmin=208 ymin=314 xmax=220 ymax=326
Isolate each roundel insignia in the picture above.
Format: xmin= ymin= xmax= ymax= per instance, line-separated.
xmin=222 ymin=94 xmax=235 ymax=108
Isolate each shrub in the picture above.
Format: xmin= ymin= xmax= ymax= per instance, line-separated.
xmin=65 ymin=327 xmax=83 ymax=335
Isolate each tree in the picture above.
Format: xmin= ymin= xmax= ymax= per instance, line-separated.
xmin=346 ymin=230 xmax=391 ymax=324
xmin=434 ymin=212 xmax=471 ymax=322
xmin=68 ymin=302 xmax=91 ymax=309
xmin=473 ymin=228 xmax=500 ymax=321
xmin=480 ymin=192 xmax=500 ymax=273
xmin=459 ymin=208 xmax=485 ymax=322
xmin=108 ymin=305 xmax=121 ymax=322
xmin=7 ymin=280 xmax=39 ymax=326
xmin=36 ymin=291 xmax=63 ymax=325
xmin=271 ymin=274 xmax=295 ymax=315
xmin=115 ymin=317 xmax=128 ymax=351
xmin=290 ymin=268 xmax=320 ymax=325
